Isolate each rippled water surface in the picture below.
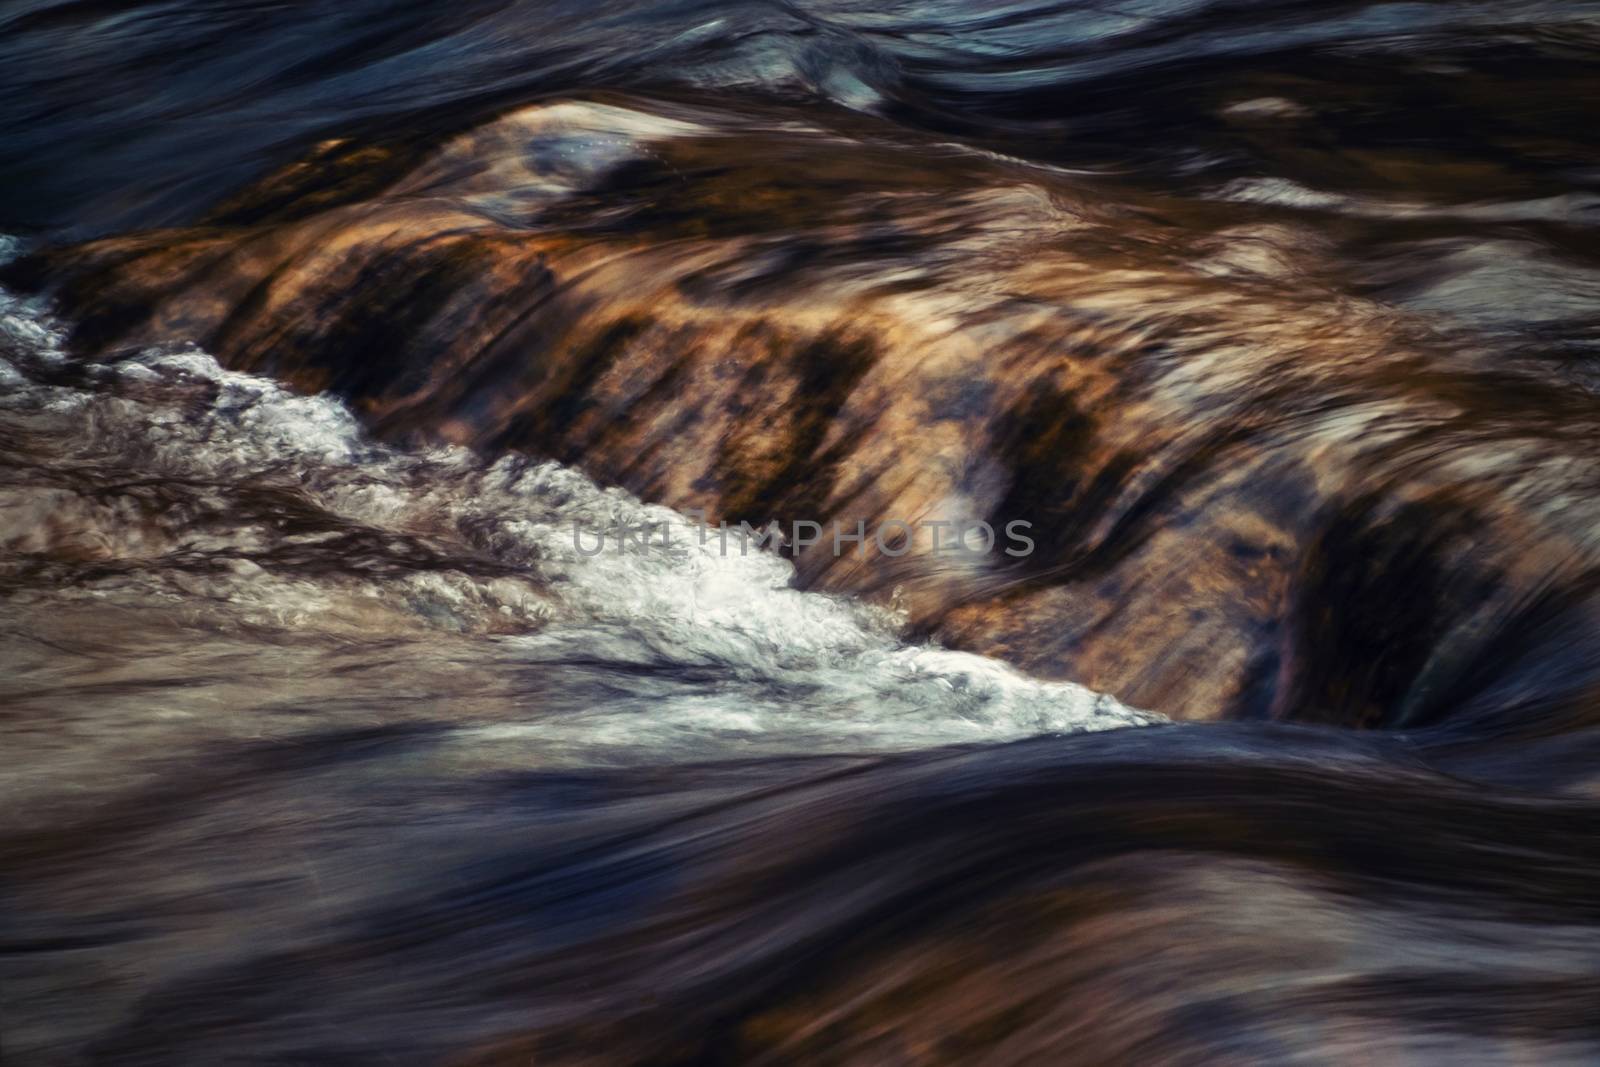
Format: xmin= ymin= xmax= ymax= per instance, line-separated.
xmin=3 ymin=2 xmax=1600 ymax=1064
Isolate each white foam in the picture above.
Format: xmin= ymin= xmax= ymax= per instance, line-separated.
xmin=0 ymin=285 xmax=1159 ymax=759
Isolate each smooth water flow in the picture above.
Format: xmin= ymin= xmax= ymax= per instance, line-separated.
xmin=4 ymin=2 xmax=1600 ymax=1064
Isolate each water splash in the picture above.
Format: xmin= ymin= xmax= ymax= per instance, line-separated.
xmin=0 ymin=286 xmax=1153 ymax=803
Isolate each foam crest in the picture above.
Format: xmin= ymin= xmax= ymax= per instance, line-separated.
xmin=0 ymin=286 xmax=1156 ymax=763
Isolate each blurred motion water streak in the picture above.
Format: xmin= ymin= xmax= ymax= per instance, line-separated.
xmin=3 ymin=1 xmax=1600 ymax=1064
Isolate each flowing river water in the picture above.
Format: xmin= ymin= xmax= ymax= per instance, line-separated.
xmin=3 ymin=2 xmax=1600 ymax=1064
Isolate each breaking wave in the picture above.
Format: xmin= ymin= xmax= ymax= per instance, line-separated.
xmin=0 ymin=281 xmax=1149 ymax=799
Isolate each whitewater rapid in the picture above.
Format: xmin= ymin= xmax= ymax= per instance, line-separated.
xmin=0 ymin=277 xmax=1154 ymax=817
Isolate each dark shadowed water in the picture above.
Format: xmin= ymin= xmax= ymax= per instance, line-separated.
xmin=3 ymin=2 xmax=1600 ymax=1064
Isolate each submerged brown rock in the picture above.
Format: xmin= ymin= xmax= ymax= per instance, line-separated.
xmin=11 ymin=93 xmax=1600 ymax=723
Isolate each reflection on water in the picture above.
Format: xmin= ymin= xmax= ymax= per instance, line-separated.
xmin=4 ymin=1 xmax=1600 ymax=1064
